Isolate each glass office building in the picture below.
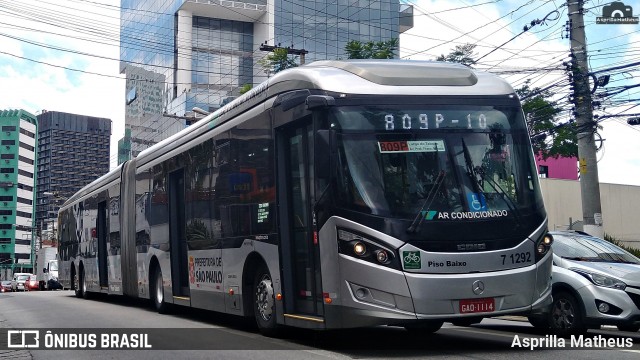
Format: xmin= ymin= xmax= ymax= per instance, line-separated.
xmin=119 ymin=0 xmax=412 ymax=162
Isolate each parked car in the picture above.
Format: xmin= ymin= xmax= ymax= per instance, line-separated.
xmin=528 ymin=231 xmax=640 ymax=335
xmin=24 ymin=275 xmax=39 ymax=291
xmin=10 ymin=273 xmax=32 ymax=292
xmin=1 ymin=280 xmax=11 ymax=292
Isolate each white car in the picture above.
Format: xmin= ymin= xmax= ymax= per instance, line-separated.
xmin=528 ymin=231 xmax=640 ymax=335
xmin=10 ymin=273 xmax=33 ymax=292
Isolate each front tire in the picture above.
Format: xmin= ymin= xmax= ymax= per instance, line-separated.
xmin=151 ymin=266 xmax=168 ymax=314
xmin=253 ymin=265 xmax=280 ymax=337
xmin=81 ymin=268 xmax=90 ymax=299
xmin=549 ymin=292 xmax=585 ymax=336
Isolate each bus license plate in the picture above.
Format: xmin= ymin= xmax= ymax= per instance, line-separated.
xmin=459 ymin=298 xmax=495 ymax=313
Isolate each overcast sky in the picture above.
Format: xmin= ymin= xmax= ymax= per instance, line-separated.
xmin=1 ymin=0 xmax=639 ymax=185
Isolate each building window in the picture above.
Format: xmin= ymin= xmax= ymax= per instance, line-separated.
xmin=19 ymin=128 xmax=35 ymax=138
xmin=17 ymin=197 xmax=32 ymax=205
xmin=18 ymin=169 xmax=33 ymax=178
xmin=538 ymin=165 xmax=549 ymax=178
xmin=17 ymin=183 xmax=33 ymax=191
xmin=18 ymin=155 xmax=34 ymax=165
xmin=0 ymin=238 xmax=11 ymax=244
xmin=1 ymin=154 xmax=15 ymax=159
xmin=1 ymin=140 xmax=15 ymax=145
xmin=19 ymin=142 xmax=34 ymax=152
xmin=0 ymin=168 xmax=15 ymax=173
xmin=2 ymin=126 xmax=16 ymax=132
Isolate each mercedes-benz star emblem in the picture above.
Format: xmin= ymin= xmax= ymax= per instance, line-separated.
xmin=472 ymin=280 xmax=485 ymax=295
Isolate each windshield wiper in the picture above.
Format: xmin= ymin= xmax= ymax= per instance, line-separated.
xmin=461 ymin=139 xmax=522 ymax=228
xmin=461 ymin=138 xmax=482 ymax=195
xmin=475 ymin=167 xmax=523 ymax=228
xmin=407 ymin=170 xmax=446 ymax=234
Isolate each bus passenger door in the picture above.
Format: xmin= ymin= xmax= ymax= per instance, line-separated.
xmin=277 ymin=120 xmax=324 ymax=318
xmin=97 ymin=201 xmax=108 ymax=288
xmin=168 ymin=168 xmax=190 ymax=298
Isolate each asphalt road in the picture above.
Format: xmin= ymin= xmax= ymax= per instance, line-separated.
xmin=0 ymin=290 xmax=639 ymax=359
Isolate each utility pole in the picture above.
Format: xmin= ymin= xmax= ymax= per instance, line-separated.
xmin=567 ymin=0 xmax=603 ymax=237
xmin=260 ymin=43 xmax=308 ymax=65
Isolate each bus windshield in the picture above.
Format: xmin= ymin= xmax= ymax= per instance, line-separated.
xmin=331 ymin=104 xmax=543 ymax=225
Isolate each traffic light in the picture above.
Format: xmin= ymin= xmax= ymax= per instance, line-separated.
xmin=628 ymin=117 xmax=640 ymax=125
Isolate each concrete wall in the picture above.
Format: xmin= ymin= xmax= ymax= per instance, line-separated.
xmin=540 ymin=178 xmax=640 ymax=249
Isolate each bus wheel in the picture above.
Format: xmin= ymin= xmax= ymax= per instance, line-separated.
xmin=73 ymin=268 xmax=83 ymax=298
xmin=549 ymin=292 xmax=585 ymax=336
xmin=81 ymin=268 xmax=91 ymax=299
xmin=253 ymin=266 xmax=280 ymax=337
xmin=404 ymin=320 xmax=444 ymax=334
xmin=152 ymin=266 xmax=168 ymax=314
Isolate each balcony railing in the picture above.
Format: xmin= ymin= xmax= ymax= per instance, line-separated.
xmin=188 ymin=0 xmax=267 ymax=11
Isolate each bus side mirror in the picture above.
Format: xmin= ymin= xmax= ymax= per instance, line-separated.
xmin=43 ymin=268 xmax=48 ymax=273
xmin=306 ymin=95 xmax=335 ymax=110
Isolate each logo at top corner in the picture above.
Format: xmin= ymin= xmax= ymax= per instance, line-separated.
xmin=597 ymin=1 xmax=639 ymax=24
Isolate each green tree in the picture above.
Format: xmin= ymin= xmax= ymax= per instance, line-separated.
xmin=436 ymin=43 xmax=477 ymax=67
xmin=516 ymin=80 xmax=577 ymax=159
xmin=239 ymin=84 xmax=252 ymax=95
xmin=344 ymin=38 xmax=399 ymax=59
xmin=437 ymin=44 xmax=577 ymax=159
xmin=258 ymin=48 xmax=298 ymax=75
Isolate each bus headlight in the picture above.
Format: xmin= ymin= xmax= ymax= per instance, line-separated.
xmin=337 ymin=228 xmax=399 ymax=269
xmin=535 ymin=233 xmax=553 ymax=261
xmin=353 ymin=242 xmax=367 ymax=256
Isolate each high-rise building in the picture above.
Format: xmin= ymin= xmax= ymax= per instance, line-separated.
xmin=118 ymin=0 xmax=413 ymax=162
xmin=35 ymin=111 xmax=112 ymax=245
xmin=0 ymin=109 xmax=37 ymax=277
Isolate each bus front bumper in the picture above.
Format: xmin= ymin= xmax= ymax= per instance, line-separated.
xmin=324 ymin=252 xmax=552 ymax=328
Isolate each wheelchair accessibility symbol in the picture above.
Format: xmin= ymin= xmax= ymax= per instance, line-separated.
xmin=466 ymin=192 xmax=487 ymax=212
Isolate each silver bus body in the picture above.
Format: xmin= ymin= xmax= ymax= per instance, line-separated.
xmin=57 ymin=60 xmax=552 ymax=331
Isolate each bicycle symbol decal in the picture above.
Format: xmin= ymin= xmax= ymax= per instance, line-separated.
xmin=403 ymin=251 xmax=421 ymax=269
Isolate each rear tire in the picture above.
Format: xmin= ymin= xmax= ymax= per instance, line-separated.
xmin=152 ymin=266 xmax=168 ymax=314
xmin=253 ymin=265 xmax=280 ymax=337
xmin=81 ymin=268 xmax=90 ymax=299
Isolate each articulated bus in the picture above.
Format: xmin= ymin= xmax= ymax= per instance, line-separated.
xmin=58 ymin=60 xmax=553 ymax=335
